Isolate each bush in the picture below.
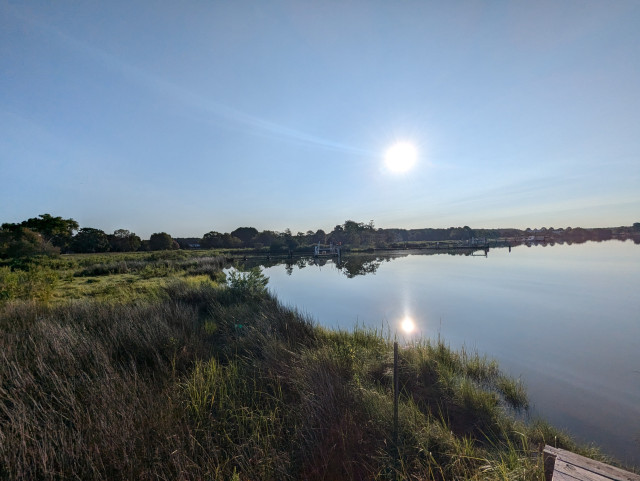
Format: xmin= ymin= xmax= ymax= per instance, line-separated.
xmin=0 ymin=265 xmax=58 ymax=302
xmin=0 ymin=266 xmax=19 ymax=300
xmin=227 ymin=267 xmax=269 ymax=297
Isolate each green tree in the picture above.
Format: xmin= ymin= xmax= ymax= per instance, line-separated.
xmin=230 ymin=227 xmax=259 ymax=246
xmin=269 ymin=238 xmax=286 ymax=253
xmin=72 ymin=228 xmax=110 ymax=253
xmin=343 ymin=220 xmax=364 ymax=233
xmin=149 ymin=232 xmax=178 ymax=251
xmin=254 ymin=230 xmax=278 ymax=247
xmin=0 ymin=225 xmax=58 ymax=259
xmin=201 ymin=231 xmax=242 ymax=249
xmin=311 ymin=229 xmax=326 ymax=244
xmin=201 ymin=231 xmax=224 ymax=249
xmin=282 ymin=229 xmax=299 ymax=251
xmin=21 ymin=213 xmax=78 ymax=250
xmin=108 ymin=229 xmax=142 ymax=252
xmin=221 ymin=234 xmax=242 ymax=248
xmin=463 ymin=225 xmax=475 ymax=240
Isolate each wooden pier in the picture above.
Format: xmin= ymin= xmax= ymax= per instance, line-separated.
xmin=544 ymin=446 xmax=640 ymax=481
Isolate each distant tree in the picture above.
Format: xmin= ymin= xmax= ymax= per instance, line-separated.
xmin=254 ymin=230 xmax=278 ymax=247
xmin=20 ymin=214 xmax=78 ymax=251
xmin=343 ymin=220 xmax=363 ymax=233
xmin=149 ymin=232 xmax=178 ymax=251
xmin=221 ymin=234 xmax=242 ymax=248
xmin=633 ymin=222 xmax=640 ymax=231
xmin=285 ymin=236 xmax=299 ymax=250
xmin=108 ymin=229 xmax=141 ymax=252
xmin=269 ymin=238 xmax=286 ymax=253
xmin=282 ymin=229 xmax=299 ymax=250
xmin=201 ymin=231 xmax=242 ymax=248
xmin=72 ymin=228 xmax=110 ymax=253
xmin=449 ymin=227 xmax=466 ymax=240
xmin=230 ymin=227 xmax=259 ymax=246
xmin=463 ymin=226 xmax=474 ymax=239
xmin=201 ymin=231 xmax=224 ymax=249
xmin=311 ymin=229 xmax=326 ymax=244
xmin=328 ymin=220 xmax=377 ymax=246
xmin=0 ymin=225 xmax=59 ymax=259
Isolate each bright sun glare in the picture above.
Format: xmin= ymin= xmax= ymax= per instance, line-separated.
xmin=384 ymin=142 xmax=417 ymax=173
xmin=401 ymin=317 xmax=415 ymax=334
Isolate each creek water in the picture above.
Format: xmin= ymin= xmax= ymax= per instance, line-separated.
xmin=254 ymin=240 xmax=640 ymax=465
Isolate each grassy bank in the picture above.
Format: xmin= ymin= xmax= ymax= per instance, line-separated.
xmin=0 ymin=254 xmax=609 ymax=480
xmin=0 ymin=250 xmax=228 ymax=302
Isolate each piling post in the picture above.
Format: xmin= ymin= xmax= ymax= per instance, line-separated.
xmin=393 ymin=340 xmax=399 ymax=480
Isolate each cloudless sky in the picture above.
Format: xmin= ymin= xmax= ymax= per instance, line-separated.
xmin=1 ymin=0 xmax=639 ymax=238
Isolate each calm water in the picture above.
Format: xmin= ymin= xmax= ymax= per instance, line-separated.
xmin=258 ymin=241 xmax=640 ymax=465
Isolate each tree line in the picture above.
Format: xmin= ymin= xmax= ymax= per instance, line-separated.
xmin=2 ymin=214 xmax=639 ymax=259
xmin=0 ymin=214 xmax=180 ymax=258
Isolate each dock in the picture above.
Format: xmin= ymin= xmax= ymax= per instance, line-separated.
xmin=544 ymin=446 xmax=640 ymax=481
xmin=313 ymin=242 xmax=342 ymax=257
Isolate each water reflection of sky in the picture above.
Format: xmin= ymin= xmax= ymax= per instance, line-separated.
xmin=262 ymin=241 xmax=640 ymax=466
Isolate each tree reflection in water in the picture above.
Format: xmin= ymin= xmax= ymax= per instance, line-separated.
xmin=235 ymin=248 xmax=495 ymax=278
xmin=336 ymin=255 xmax=385 ymax=278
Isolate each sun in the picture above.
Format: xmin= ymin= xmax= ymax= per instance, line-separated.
xmin=384 ymin=142 xmax=417 ymax=173
xmin=401 ymin=316 xmax=416 ymax=334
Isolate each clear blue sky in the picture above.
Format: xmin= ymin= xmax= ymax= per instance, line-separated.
xmin=1 ymin=1 xmax=639 ymax=238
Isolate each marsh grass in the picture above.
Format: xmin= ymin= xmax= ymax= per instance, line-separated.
xmin=0 ymin=256 xmax=614 ymax=480
xmin=0 ymin=265 xmax=58 ymax=302
xmin=0 ymin=252 xmax=229 ymax=304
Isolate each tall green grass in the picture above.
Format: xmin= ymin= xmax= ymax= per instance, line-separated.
xmin=0 ymin=274 xmax=614 ymax=480
xmin=0 ymin=252 xmax=228 ymax=304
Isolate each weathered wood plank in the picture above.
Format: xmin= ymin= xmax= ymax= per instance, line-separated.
xmin=544 ymin=446 xmax=640 ymax=481
xmin=553 ymin=459 xmax=615 ymax=481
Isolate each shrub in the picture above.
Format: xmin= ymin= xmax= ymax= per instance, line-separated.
xmin=0 ymin=265 xmax=58 ymax=302
xmin=0 ymin=266 xmax=19 ymax=300
xmin=227 ymin=267 xmax=269 ymax=297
